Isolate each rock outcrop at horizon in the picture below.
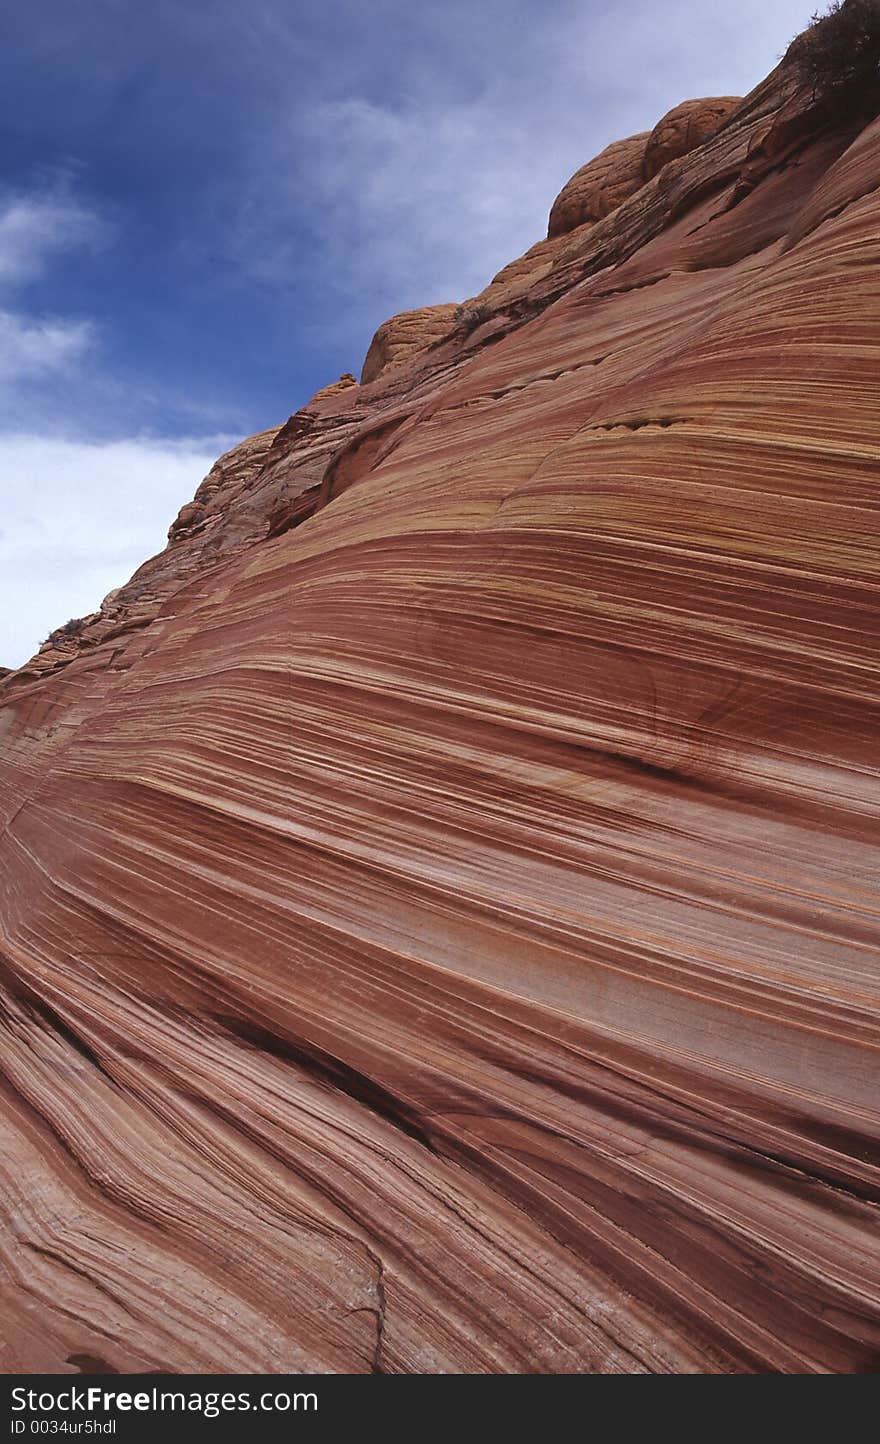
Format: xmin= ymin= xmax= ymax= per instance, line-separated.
xmin=547 ymin=129 xmax=652 ymax=237
xmin=1 ymin=53 xmax=880 ymax=1374
xmin=307 ymin=371 xmax=359 ymax=404
xmin=642 ymin=95 xmax=741 ymax=178
xmin=546 ymin=95 xmax=742 ymax=240
xmin=359 ymin=302 xmax=460 ymax=383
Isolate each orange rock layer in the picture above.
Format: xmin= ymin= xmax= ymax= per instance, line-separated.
xmin=359 ymin=303 xmax=461 ymax=384
xmin=1 ymin=58 xmax=879 ymax=1373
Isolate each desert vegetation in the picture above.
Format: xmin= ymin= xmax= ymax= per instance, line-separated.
xmin=790 ymin=0 xmax=880 ymax=104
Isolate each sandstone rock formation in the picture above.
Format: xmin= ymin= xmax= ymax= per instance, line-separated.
xmin=547 ymin=130 xmax=651 ymax=237
xmin=642 ymin=95 xmax=741 ymax=179
xmin=547 ymin=95 xmax=743 ymax=242
xmin=360 ymin=302 xmax=460 ymax=383
xmin=1 ymin=52 xmax=880 ymax=1374
xmin=308 ymin=372 xmax=358 ymax=405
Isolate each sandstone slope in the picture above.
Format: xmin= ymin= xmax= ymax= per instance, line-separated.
xmin=1 ymin=57 xmax=879 ymax=1373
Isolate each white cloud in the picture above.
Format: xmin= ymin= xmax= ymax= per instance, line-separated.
xmin=0 ymin=432 xmax=234 ymax=669
xmin=0 ymin=184 xmax=105 ymax=394
xmin=0 ymin=310 xmax=94 ymax=383
xmin=0 ymin=187 xmax=105 ymax=286
xmin=0 ymin=186 xmax=240 ymax=673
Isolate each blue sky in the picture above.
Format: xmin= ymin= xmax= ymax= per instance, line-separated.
xmin=1 ymin=0 xmax=812 ymax=666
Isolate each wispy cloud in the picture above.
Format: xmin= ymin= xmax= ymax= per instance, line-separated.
xmin=291 ymin=94 xmax=555 ymax=307
xmin=0 ymin=185 xmax=106 ymax=285
xmin=0 ymin=182 xmax=105 ymax=390
xmin=0 ymin=310 xmax=93 ymax=383
xmin=224 ymin=0 xmax=812 ymax=356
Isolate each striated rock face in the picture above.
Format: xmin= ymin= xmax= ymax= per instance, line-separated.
xmin=642 ymin=95 xmax=741 ymax=179
xmin=308 ymin=372 xmax=358 ymax=405
xmin=547 ymin=130 xmax=650 ymax=237
xmin=2 ymin=57 xmax=880 ymax=1374
xmin=360 ymin=302 xmax=460 ymax=383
